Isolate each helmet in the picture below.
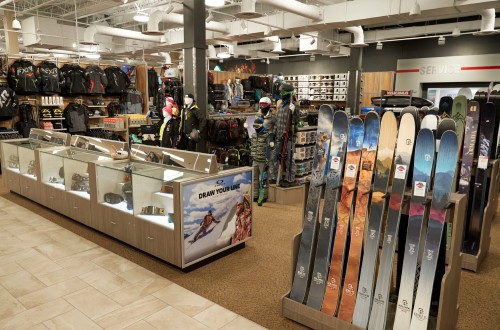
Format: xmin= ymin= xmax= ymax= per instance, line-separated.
xmin=166 ymin=97 xmax=175 ymax=105
xmin=253 ymin=117 xmax=264 ymax=131
xmin=259 ymin=97 xmax=272 ymax=109
xmin=280 ymin=84 xmax=294 ymax=96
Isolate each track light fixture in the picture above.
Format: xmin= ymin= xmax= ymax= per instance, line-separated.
xmin=452 ymin=27 xmax=461 ymax=37
xmin=266 ymin=58 xmax=270 ymax=64
xmin=206 ymin=11 xmax=214 ymax=23
xmin=438 ymin=35 xmax=445 ymax=45
xmin=241 ymin=20 xmax=248 ymax=32
xmin=12 ymin=0 xmax=21 ymax=31
xmin=409 ymin=1 xmax=421 ymax=16
xmin=376 ymin=41 xmax=383 ymax=50
xmin=291 ymin=33 xmax=298 ymax=42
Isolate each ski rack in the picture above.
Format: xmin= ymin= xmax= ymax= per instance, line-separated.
xmin=460 ymin=158 xmax=500 ymax=272
xmin=281 ymin=190 xmax=466 ymax=330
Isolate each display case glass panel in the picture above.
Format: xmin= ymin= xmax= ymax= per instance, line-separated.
xmin=2 ymin=141 xmax=22 ymax=174
xmin=70 ymin=135 xmax=128 ymax=155
xmin=17 ymin=140 xmax=60 ymax=180
xmin=39 ymin=146 xmax=66 ymax=190
xmin=95 ymin=160 xmax=159 ymax=214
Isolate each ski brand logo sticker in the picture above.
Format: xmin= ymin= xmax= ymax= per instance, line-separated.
xmin=387 ymin=234 xmax=393 ymax=244
xmin=409 ymin=243 xmax=416 ymax=255
xmin=426 ymin=249 xmax=434 ymax=261
xmin=323 ymin=217 xmax=330 ymax=228
xmin=330 ymin=156 xmax=341 ymax=170
xmin=406 ymin=138 xmax=412 ymax=145
xmin=398 ymin=299 xmax=411 ymax=313
xmin=345 ymin=284 xmax=355 ymax=296
xmin=354 ymin=226 xmax=361 ymax=237
xmin=340 ymin=133 xmax=346 ymax=141
xmin=297 ymin=266 xmax=306 ymax=278
xmin=307 ymin=211 xmax=314 ymax=222
xmin=346 ymin=164 xmax=357 ymax=178
xmin=327 ymin=277 xmax=338 ymax=290
xmin=369 ymin=229 xmax=376 ymax=239
xmin=312 ymin=272 xmax=324 ymax=285
xmin=338 ymin=223 xmax=345 ymax=234
xmin=414 ymin=181 xmax=427 ymax=197
xmin=394 ymin=164 xmax=407 ymax=180
xmin=356 ymin=139 xmax=362 ymax=147
xmin=414 ymin=307 xmax=427 ymax=321
xmin=478 ymin=155 xmax=489 ymax=169
xmin=361 ymin=160 xmax=372 ymax=171
xmin=424 ymin=154 xmax=431 ymax=162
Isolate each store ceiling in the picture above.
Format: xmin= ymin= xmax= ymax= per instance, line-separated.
xmin=0 ymin=0 xmax=499 ymax=64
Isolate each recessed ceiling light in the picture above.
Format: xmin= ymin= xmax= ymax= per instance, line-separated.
xmin=205 ymin=0 xmax=224 ymax=7
xmin=85 ymin=53 xmax=101 ymax=59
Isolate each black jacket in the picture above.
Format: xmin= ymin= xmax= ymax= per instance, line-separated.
xmin=180 ymin=103 xmax=206 ymax=136
xmin=37 ymin=61 xmax=63 ymax=94
xmin=104 ymin=66 xmax=130 ymax=95
xmin=61 ymin=64 xmax=87 ymax=95
xmin=148 ymin=69 xmax=159 ymax=98
xmin=161 ymin=116 xmax=181 ymax=148
xmin=0 ymin=87 xmax=18 ymax=121
xmin=85 ymin=65 xmax=108 ymax=94
xmin=7 ymin=60 xmax=39 ymax=94
xmin=64 ymin=103 xmax=89 ymax=133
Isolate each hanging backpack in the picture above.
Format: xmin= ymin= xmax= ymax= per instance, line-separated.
xmin=214 ymin=119 xmax=229 ymax=144
xmin=239 ymin=148 xmax=251 ymax=166
xmin=16 ymin=103 xmax=37 ymax=137
xmin=239 ymin=117 xmax=249 ymax=140
xmin=242 ymin=79 xmax=252 ymax=91
xmin=207 ymin=119 xmax=217 ymax=142
xmin=227 ymin=148 xmax=240 ymax=166
xmin=228 ymin=118 xmax=240 ymax=140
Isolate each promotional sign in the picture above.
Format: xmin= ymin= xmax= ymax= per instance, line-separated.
xmin=395 ymin=54 xmax=500 ymax=96
xmin=182 ymin=171 xmax=252 ymax=265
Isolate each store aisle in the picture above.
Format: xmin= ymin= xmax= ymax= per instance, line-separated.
xmin=0 ymin=196 xmax=266 ymax=330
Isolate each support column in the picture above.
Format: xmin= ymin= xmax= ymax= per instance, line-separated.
xmin=183 ymin=0 xmax=207 ymax=152
xmin=3 ymin=11 xmax=20 ymax=54
xmin=346 ymin=47 xmax=363 ymax=115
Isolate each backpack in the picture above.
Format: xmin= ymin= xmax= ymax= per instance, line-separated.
xmin=107 ymin=102 xmax=121 ymax=117
xmin=16 ymin=103 xmax=37 ymax=137
xmin=227 ymin=148 xmax=240 ymax=166
xmin=228 ymin=118 xmax=240 ymax=140
xmin=239 ymin=118 xmax=249 ymax=140
xmin=0 ymin=87 xmax=18 ymax=121
xmin=260 ymin=77 xmax=268 ymax=92
xmin=207 ymin=119 xmax=216 ymax=142
xmin=242 ymin=79 xmax=252 ymax=91
xmin=214 ymin=119 xmax=229 ymax=144
xmin=239 ymin=148 xmax=251 ymax=166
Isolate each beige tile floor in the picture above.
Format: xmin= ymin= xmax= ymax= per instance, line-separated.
xmin=0 ymin=196 xmax=267 ymax=330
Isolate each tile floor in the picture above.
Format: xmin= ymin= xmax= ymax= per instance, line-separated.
xmin=0 ymin=196 xmax=267 ymax=330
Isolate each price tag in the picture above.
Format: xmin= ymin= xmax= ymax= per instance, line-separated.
xmin=394 ymin=164 xmax=407 ymax=180
xmin=478 ymin=155 xmax=488 ymax=169
xmin=330 ymin=156 xmax=341 ymax=170
xmin=414 ymin=181 xmax=427 ymax=197
xmin=346 ymin=164 xmax=357 ymax=178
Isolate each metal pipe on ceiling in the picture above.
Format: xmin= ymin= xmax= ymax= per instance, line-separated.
xmin=257 ymin=0 xmax=322 ymax=21
xmin=0 ymin=0 xmax=13 ymax=7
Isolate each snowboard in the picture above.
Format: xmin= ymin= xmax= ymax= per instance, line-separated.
xmin=290 ymin=105 xmax=334 ymax=303
xmin=393 ymin=129 xmax=435 ymax=330
xmin=451 ymin=95 xmax=467 ymax=148
xmin=428 ymin=107 xmax=439 ymax=116
xmin=436 ymin=118 xmax=456 ymax=150
xmin=463 ymin=102 xmax=496 ymax=255
xmin=346 ymin=111 xmax=397 ymax=325
xmin=410 ymin=131 xmax=459 ymax=330
xmin=306 ymin=111 xmax=349 ymax=309
xmin=459 ymin=101 xmax=480 ymax=251
xmin=321 ymin=117 xmax=365 ymax=315
xmin=438 ymin=96 xmax=453 ymax=119
xmin=401 ymin=106 xmax=420 ymax=131
xmin=365 ymin=113 xmax=416 ymax=330
xmin=337 ymin=112 xmax=382 ymax=322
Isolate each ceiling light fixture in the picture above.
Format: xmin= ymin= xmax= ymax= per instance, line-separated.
xmin=438 ymin=35 xmax=445 ymax=45
xmin=85 ymin=53 xmax=101 ymax=59
xmin=409 ymin=1 xmax=421 ymax=16
xmin=376 ymin=41 xmax=383 ymax=50
xmin=12 ymin=0 xmax=21 ymax=31
xmin=206 ymin=11 xmax=214 ymax=23
xmin=165 ymin=0 xmax=174 ymax=14
xmin=291 ymin=33 xmax=298 ymax=42
xmin=241 ymin=20 xmax=248 ymax=32
xmin=266 ymin=58 xmax=270 ymax=64
xmin=310 ymin=54 xmax=315 ymax=62
xmin=452 ymin=27 xmax=461 ymax=37
xmin=216 ymin=45 xmax=231 ymax=59
xmin=205 ymin=0 xmax=224 ymax=7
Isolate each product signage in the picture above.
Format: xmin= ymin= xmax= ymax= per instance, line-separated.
xmin=383 ymin=90 xmax=412 ymax=97
xmin=182 ymin=171 xmax=252 ymax=265
xmin=395 ymin=54 xmax=500 ymax=96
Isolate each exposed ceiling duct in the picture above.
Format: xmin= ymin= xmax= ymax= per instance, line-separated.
xmin=234 ymin=0 xmax=263 ymax=19
xmin=342 ymin=26 xmax=368 ymax=48
xmin=474 ymin=8 xmax=499 ymax=35
xmin=144 ymin=11 xmax=229 ymax=35
xmin=82 ymin=25 xmax=164 ymax=45
xmin=257 ymin=0 xmax=322 ymax=21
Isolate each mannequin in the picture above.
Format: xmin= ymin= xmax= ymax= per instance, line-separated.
xmin=224 ymin=78 xmax=233 ymax=105
xmin=250 ymin=117 xmax=271 ymax=206
xmin=258 ymin=97 xmax=278 ymax=183
xmin=180 ymin=93 xmax=206 ymax=151
xmin=160 ymin=100 xmax=181 ymax=148
xmin=272 ymin=72 xmax=286 ymax=100
xmin=233 ymin=77 xmax=244 ymax=98
xmin=272 ymin=84 xmax=300 ymax=187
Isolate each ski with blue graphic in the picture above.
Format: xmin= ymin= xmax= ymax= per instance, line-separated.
xmin=393 ymin=129 xmax=436 ymax=330
xmin=306 ymin=111 xmax=349 ymax=309
xmin=364 ymin=113 xmax=416 ymax=329
xmin=290 ymin=105 xmax=333 ymax=303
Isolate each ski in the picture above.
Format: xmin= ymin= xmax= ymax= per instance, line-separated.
xmin=365 ymin=113 xmax=416 ymax=329
xmin=451 ymin=95 xmax=467 ymax=148
xmin=321 ymin=117 xmax=365 ymax=315
xmin=289 ymin=105 xmax=334 ymax=303
xmin=347 ymin=111 xmax=397 ymax=325
xmin=410 ymin=131 xmax=459 ymax=330
xmin=337 ymin=111 xmax=382 ymax=322
xmin=306 ymin=111 xmax=349 ymax=309
xmin=436 ymin=118 xmax=455 ymax=150
xmin=463 ymin=102 xmax=496 ymax=254
xmin=401 ymin=106 xmax=420 ymax=131
xmin=421 ymin=114 xmax=438 ymax=136
xmin=393 ymin=129 xmax=435 ymax=330
xmin=438 ymin=96 xmax=453 ymax=119
xmin=459 ymin=101 xmax=480 ymax=251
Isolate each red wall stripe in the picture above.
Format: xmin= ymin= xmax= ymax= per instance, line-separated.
xmin=461 ymin=65 xmax=500 ymax=71
xmin=395 ymin=69 xmax=419 ymax=73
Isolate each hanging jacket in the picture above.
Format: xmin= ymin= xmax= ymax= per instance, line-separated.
xmin=180 ymin=103 xmax=205 ymax=136
xmin=104 ymin=66 xmax=130 ymax=95
xmin=0 ymin=87 xmax=18 ymax=121
xmin=7 ymin=60 xmax=39 ymax=95
xmin=64 ymin=103 xmax=89 ymax=133
xmin=61 ymin=64 xmax=87 ymax=95
xmin=160 ymin=116 xmax=181 ymax=148
xmin=148 ymin=69 xmax=159 ymax=98
xmin=120 ymin=88 xmax=143 ymax=114
xmin=85 ymin=65 xmax=108 ymax=94
xmin=37 ymin=61 xmax=63 ymax=94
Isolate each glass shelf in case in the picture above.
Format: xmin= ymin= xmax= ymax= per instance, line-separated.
xmin=16 ymin=140 xmax=61 ymax=180
xmin=95 ymin=160 xmax=160 ymax=215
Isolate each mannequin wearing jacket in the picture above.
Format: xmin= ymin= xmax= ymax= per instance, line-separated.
xmin=180 ymin=93 xmax=206 ymax=151
xmin=160 ymin=103 xmax=181 ymax=148
xmin=233 ymin=77 xmax=244 ymax=98
xmin=224 ymin=79 xmax=233 ymax=105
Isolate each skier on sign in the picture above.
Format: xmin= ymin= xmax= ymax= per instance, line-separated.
xmin=232 ymin=195 xmax=252 ymax=244
xmin=193 ymin=210 xmax=220 ymax=242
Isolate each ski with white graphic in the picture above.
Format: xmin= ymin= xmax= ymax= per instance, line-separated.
xmin=393 ymin=129 xmax=435 ymax=330
xmin=410 ymin=131 xmax=459 ymax=330
xmin=365 ymin=113 xmax=416 ymax=329
xmin=289 ymin=105 xmax=333 ymax=303
xmin=306 ymin=111 xmax=349 ymax=309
